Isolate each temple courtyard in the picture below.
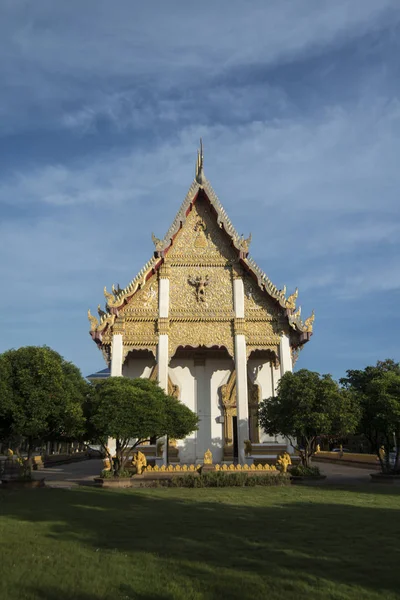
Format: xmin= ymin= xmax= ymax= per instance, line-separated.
xmin=1 ymin=462 xmax=400 ymax=600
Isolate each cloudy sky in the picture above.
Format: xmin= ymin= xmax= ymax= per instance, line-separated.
xmin=1 ymin=1 xmax=399 ymax=380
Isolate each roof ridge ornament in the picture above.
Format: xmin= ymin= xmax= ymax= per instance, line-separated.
xmin=286 ymin=288 xmax=298 ymax=311
xmin=195 ymin=138 xmax=205 ymax=185
xmin=303 ymin=309 xmax=315 ymax=333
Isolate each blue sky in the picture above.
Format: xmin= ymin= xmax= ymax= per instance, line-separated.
xmin=1 ymin=1 xmax=400 ymax=380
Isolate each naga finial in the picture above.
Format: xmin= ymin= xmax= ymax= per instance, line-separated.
xmin=303 ymin=309 xmax=315 ymax=333
xmin=238 ymin=233 xmax=252 ymax=253
xmin=104 ymin=286 xmax=115 ymax=306
xmin=151 ymin=232 xmax=164 ymax=252
xmin=293 ymin=305 xmax=301 ymax=319
xmin=97 ymin=304 xmax=107 ymax=319
xmin=286 ymin=287 xmax=298 ymax=311
xmin=195 ymin=138 xmax=205 ymax=184
xmin=88 ymin=309 xmax=99 ymax=331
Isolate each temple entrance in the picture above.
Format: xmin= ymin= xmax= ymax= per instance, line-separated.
xmin=220 ymin=369 xmax=261 ymax=461
xmin=232 ymin=416 xmax=238 ymax=461
xmin=169 ymin=346 xmax=234 ymax=464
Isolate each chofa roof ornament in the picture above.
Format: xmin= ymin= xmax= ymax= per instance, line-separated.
xmin=195 ymin=138 xmax=205 ymax=185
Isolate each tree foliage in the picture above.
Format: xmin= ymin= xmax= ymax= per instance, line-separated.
xmin=0 ymin=346 xmax=88 ymax=462
xmin=341 ymin=360 xmax=400 ymax=472
xmin=258 ymin=369 xmax=359 ymax=467
xmin=88 ymin=377 xmax=198 ymax=475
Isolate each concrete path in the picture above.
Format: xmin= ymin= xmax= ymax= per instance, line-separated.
xmin=31 ymin=458 xmax=376 ymax=488
xmin=312 ymin=461 xmax=373 ymax=485
xmin=33 ymin=459 xmax=103 ymax=488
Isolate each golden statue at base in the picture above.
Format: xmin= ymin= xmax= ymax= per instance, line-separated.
xmin=7 ymin=448 xmax=14 ymax=458
xmin=378 ymin=445 xmax=386 ymax=461
xmin=103 ymin=457 xmax=112 ymax=471
xmin=203 ymin=449 xmax=213 ymax=465
xmin=276 ymin=452 xmax=292 ymax=473
xmin=132 ymin=450 xmax=147 ymax=475
xmin=316 ymin=444 xmax=321 ymax=453
xmin=244 ymin=439 xmax=252 ymax=457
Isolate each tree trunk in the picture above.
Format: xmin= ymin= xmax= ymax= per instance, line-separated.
xmin=394 ymin=432 xmax=400 ymax=472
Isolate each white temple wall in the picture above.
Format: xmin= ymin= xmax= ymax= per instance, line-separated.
xmin=122 ymin=356 xmax=155 ymax=379
xmin=271 ymin=360 xmax=286 ymax=445
xmin=169 ymin=356 xmax=231 ymax=464
xmin=169 ymin=358 xmax=197 ymax=463
xmin=207 ymin=360 xmax=232 ymax=464
xmin=248 ymin=358 xmax=278 ymax=443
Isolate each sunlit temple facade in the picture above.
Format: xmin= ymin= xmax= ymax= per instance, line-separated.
xmin=88 ymin=144 xmax=314 ymax=464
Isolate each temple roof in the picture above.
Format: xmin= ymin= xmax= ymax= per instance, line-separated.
xmin=86 ymin=367 xmax=110 ymax=381
xmin=88 ymin=142 xmax=314 ymax=341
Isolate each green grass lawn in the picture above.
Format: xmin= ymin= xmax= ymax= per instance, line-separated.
xmin=1 ymin=484 xmax=400 ymax=600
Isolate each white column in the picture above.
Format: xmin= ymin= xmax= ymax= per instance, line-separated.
xmin=158 ymin=264 xmax=170 ymax=464
xmin=280 ymin=333 xmax=293 ymax=376
xmin=233 ymin=277 xmax=249 ymax=465
xmin=111 ymin=334 xmax=123 ymax=376
xmin=159 ymin=277 xmax=170 ymax=318
xmin=235 ymin=334 xmax=249 ymax=464
xmin=157 ymin=335 xmax=169 ymax=392
xmin=279 ymin=333 xmax=294 ymax=453
xmin=233 ymin=279 xmax=245 ymax=318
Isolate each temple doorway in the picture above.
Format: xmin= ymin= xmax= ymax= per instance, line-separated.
xmin=232 ymin=416 xmax=239 ymax=461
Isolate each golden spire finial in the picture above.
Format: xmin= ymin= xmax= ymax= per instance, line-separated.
xmin=88 ymin=309 xmax=99 ymax=331
xmin=286 ymin=287 xmax=298 ymax=311
xmin=195 ymin=138 xmax=205 ymax=184
xmin=104 ymin=286 xmax=115 ymax=306
xmin=304 ymin=309 xmax=315 ymax=333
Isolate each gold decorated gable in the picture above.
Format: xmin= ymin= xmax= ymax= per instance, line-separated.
xmin=119 ymin=273 xmax=159 ymax=318
xmin=89 ymin=167 xmax=313 ymax=361
xmin=167 ymin=196 xmax=237 ymax=265
xmin=244 ymin=277 xmax=279 ymax=318
xmin=168 ymin=197 xmax=236 ymax=317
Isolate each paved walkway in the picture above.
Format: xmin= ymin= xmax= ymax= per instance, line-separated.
xmin=313 ymin=461 xmax=373 ymax=485
xmin=31 ymin=458 xmax=376 ymax=488
xmin=33 ymin=459 xmax=103 ymax=488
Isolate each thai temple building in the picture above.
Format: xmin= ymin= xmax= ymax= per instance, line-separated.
xmin=88 ymin=143 xmax=314 ymax=465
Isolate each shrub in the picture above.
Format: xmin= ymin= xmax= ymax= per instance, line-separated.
xmin=168 ymin=472 xmax=289 ymax=488
xmin=100 ymin=468 xmax=131 ymax=479
xmin=290 ymin=465 xmax=321 ymax=477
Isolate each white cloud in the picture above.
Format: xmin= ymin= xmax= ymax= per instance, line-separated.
xmin=0 ymin=1 xmax=399 ymax=133
xmin=1 ymin=1 xmax=400 ymax=376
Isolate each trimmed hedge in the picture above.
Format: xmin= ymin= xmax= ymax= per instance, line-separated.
xmin=290 ymin=465 xmax=321 ymax=477
xmin=169 ymin=472 xmax=289 ymax=488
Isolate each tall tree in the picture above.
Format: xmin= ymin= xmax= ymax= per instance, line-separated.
xmin=341 ymin=360 xmax=400 ymax=472
xmin=0 ymin=346 xmax=88 ymax=467
xmin=259 ymin=369 xmax=360 ymax=467
xmin=88 ymin=377 xmax=198 ymax=476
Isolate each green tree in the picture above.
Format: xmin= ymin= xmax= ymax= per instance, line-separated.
xmin=0 ymin=354 xmax=13 ymax=452
xmin=0 ymin=346 xmax=88 ymax=468
xmin=341 ymin=360 xmax=400 ymax=472
xmin=258 ymin=369 xmax=359 ymax=467
xmin=88 ymin=377 xmax=198 ymax=476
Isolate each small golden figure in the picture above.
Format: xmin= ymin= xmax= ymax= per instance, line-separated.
xmin=276 ymin=452 xmax=292 ymax=473
xmin=244 ymin=439 xmax=252 ymax=457
xmin=378 ymin=445 xmax=386 ymax=461
xmin=132 ymin=450 xmax=147 ymax=475
xmin=157 ymin=440 xmax=164 ymax=457
xmin=203 ymin=449 xmax=213 ymax=465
